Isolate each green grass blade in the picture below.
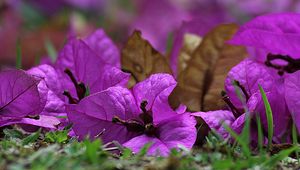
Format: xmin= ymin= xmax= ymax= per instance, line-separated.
xmin=34 ymin=55 xmax=41 ymax=65
xmin=3 ymin=129 xmax=24 ymax=139
xmin=120 ymin=148 xmax=133 ymax=159
xmin=258 ymin=85 xmax=273 ymax=150
xmin=255 ymin=113 xmax=263 ymax=154
xmin=45 ymin=130 xmax=69 ymax=144
xmin=85 ymin=85 xmax=90 ymax=97
xmin=224 ymin=124 xmax=251 ymax=158
xmin=166 ymin=32 xmax=174 ymax=53
xmin=137 ymin=142 xmax=152 ymax=157
xmin=16 ymin=39 xmax=22 ymax=69
xmin=45 ymin=39 xmax=57 ymax=63
xmin=241 ymin=113 xmax=250 ymax=150
xmin=212 ymin=158 xmax=234 ymax=169
xmin=263 ymin=146 xmax=298 ymax=168
xmin=22 ymin=129 xmax=41 ymax=145
xmin=292 ymin=122 xmax=299 ymax=160
xmin=232 ymin=80 xmax=247 ymax=108
xmin=232 ymin=80 xmax=250 ymax=151
xmin=292 ymin=123 xmax=298 ymax=145
xmin=84 ymin=139 xmax=102 ymax=164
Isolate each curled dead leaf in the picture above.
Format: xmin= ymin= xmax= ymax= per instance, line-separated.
xmin=176 ymin=33 xmax=202 ymax=75
xmin=169 ymin=24 xmax=247 ymax=111
xmin=203 ymin=42 xmax=247 ymax=111
xmin=121 ymin=30 xmax=172 ymax=87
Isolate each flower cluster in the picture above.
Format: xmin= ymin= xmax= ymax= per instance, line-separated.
xmin=2 ymin=12 xmax=300 ymax=156
xmin=0 ymin=28 xmax=196 ymax=156
xmin=195 ymin=13 xmax=300 ymax=145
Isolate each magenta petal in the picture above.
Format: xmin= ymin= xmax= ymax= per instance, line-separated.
xmin=56 ymin=39 xmax=128 ymax=96
xmin=70 ymin=40 xmax=107 ymax=89
xmin=27 ymin=64 xmax=65 ymax=116
xmin=192 ymin=110 xmax=235 ymax=139
xmin=89 ymin=66 xmax=130 ymax=94
xmin=66 ymin=105 xmax=135 ymax=143
xmin=40 ymin=90 xmax=66 ymax=117
xmin=0 ymin=70 xmax=44 ymax=118
xmin=123 ymin=135 xmax=169 ymax=156
xmin=123 ymin=135 xmax=168 ymax=156
xmin=285 ymin=71 xmax=300 ymax=132
xmin=123 ymin=113 xmax=196 ymax=156
xmin=156 ymin=113 xmax=196 ymax=151
xmin=84 ymin=29 xmax=120 ymax=67
xmin=175 ymin=104 xmax=187 ymax=114
xmin=0 ymin=115 xmax=60 ymax=129
xmin=55 ymin=38 xmax=79 ymax=96
xmin=20 ymin=115 xmax=60 ymax=129
xmin=55 ymin=38 xmax=77 ymax=72
xmin=248 ymin=90 xmax=290 ymax=138
xmin=132 ymin=74 xmax=177 ymax=124
xmin=228 ymin=13 xmax=300 ymax=61
xmin=67 ymin=86 xmax=139 ymax=143
xmin=225 ymin=59 xmax=275 ymax=109
xmin=231 ymin=114 xmax=246 ymax=134
xmin=230 ymin=114 xmax=264 ymax=146
xmin=28 ymin=64 xmax=63 ymax=99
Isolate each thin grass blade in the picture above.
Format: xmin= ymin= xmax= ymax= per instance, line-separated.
xmin=224 ymin=124 xmax=251 ymax=158
xmin=258 ymin=85 xmax=273 ymax=150
xmin=16 ymin=38 xmax=22 ymax=69
xmin=256 ymin=113 xmax=264 ymax=154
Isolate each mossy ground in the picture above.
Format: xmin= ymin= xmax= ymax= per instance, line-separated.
xmin=0 ymin=128 xmax=299 ymax=170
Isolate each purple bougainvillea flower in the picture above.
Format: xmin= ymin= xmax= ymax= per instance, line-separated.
xmin=0 ymin=69 xmax=59 ymax=129
xmin=192 ymin=108 xmax=245 ymax=142
xmin=225 ymin=12 xmax=300 ymax=142
xmin=225 ymin=59 xmax=290 ymax=141
xmin=193 ymin=93 xmax=287 ymax=144
xmin=228 ymin=13 xmax=300 ymax=63
xmin=24 ymin=29 xmax=128 ymax=130
xmin=67 ymin=74 xmax=197 ymax=156
xmin=0 ymin=70 xmax=44 ymax=118
xmin=55 ymin=35 xmax=129 ymax=104
xmin=192 ymin=110 xmax=235 ymax=139
xmin=194 ymin=59 xmax=291 ymax=143
xmin=225 ymin=59 xmax=275 ymax=109
xmin=59 ymin=29 xmax=121 ymax=68
xmin=193 ymin=110 xmax=267 ymax=145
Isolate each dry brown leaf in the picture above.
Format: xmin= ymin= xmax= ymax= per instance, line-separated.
xmin=169 ymin=24 xmax=247 ymax=111
xmin=121 ymin=30 xmax=172 ymax=87
xmin=203 ymin=42 xmax=247 ymax=111
xmin=176 ymin=33 xmax=202 ymax=74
